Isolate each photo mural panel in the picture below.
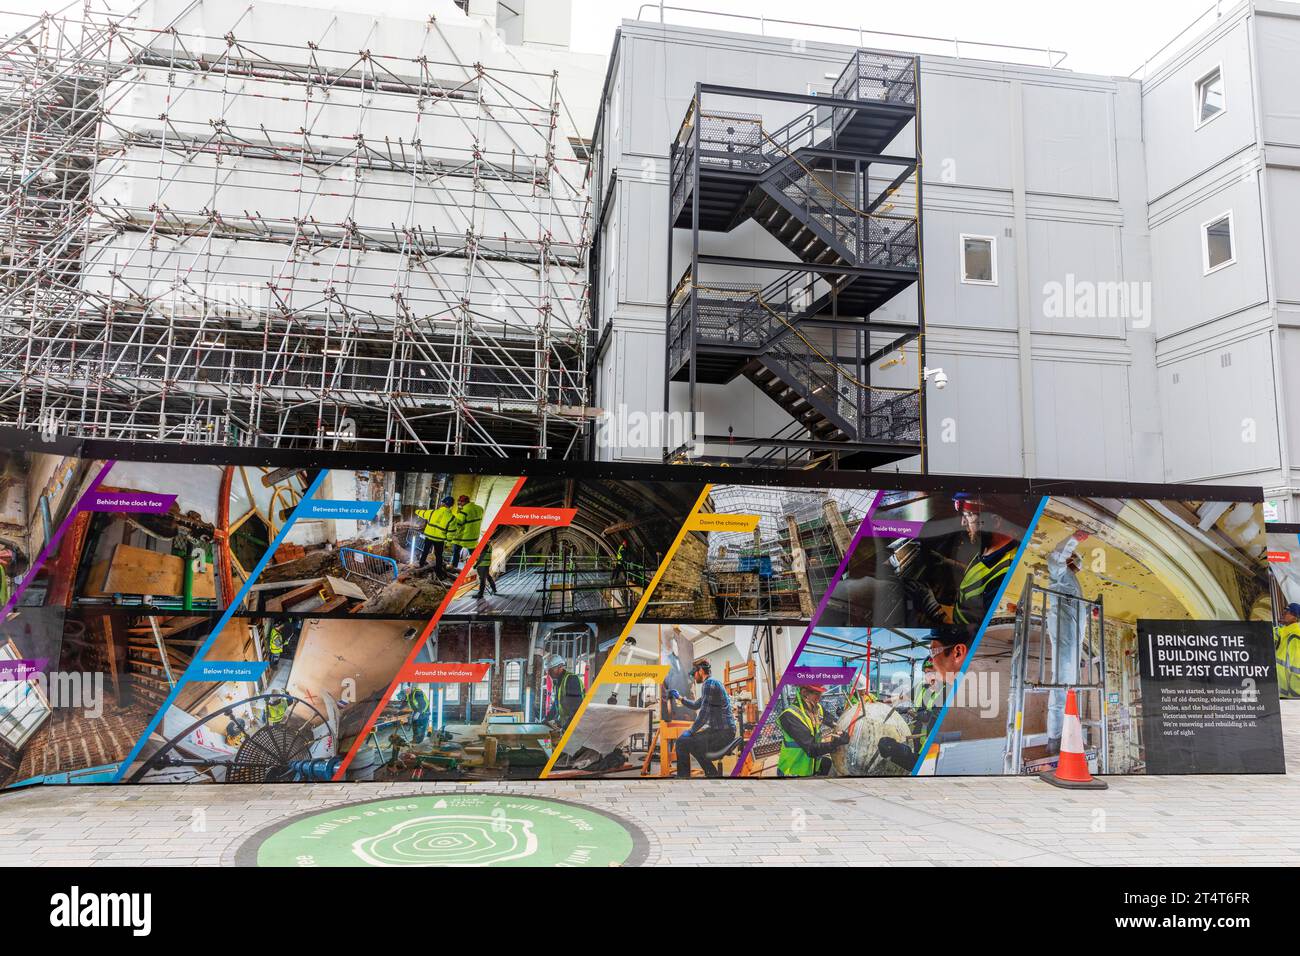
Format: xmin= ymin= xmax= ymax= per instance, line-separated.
xmin=0 ymin=430 xmax=1284 ymax=786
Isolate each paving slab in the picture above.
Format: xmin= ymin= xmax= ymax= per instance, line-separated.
xmin=0 ymin=701 xmax=1295 ymax=866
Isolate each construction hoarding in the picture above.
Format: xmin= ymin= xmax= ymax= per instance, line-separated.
xmin=0 ymin=430 xmax=1285 ymax=786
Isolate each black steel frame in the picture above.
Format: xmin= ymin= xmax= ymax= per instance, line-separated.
xmin=663 ymin=49 xmax=927 ymax=471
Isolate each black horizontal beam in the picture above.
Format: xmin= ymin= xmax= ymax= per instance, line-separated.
xmin=868 ymin=164 xmax=918 ymax=214
xmin=796 ymin=148 xmax=916 ymax=167
xmin=796 ymin=317 xmax=920 ymax=334
xmin=696 ymin=434 xmax=921 ymax=453
xmin=0 ymin=423 xmax=1262 ymax=501
xmin=867 ymin=329 xmax=920 ymax=364
xmin=698 ymin=253 xmax=919 ymax=280
xmin=698 ymin=84 xmax=915 ymax=116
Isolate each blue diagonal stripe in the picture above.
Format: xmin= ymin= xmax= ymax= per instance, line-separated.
xmin=911 ymin=494 xmax=1049 ymax=775
xmin=110 ymin=469 xmax=328 ymax=782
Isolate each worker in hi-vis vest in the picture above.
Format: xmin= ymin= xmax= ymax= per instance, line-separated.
xmin=906 ymin=657 xmax=943 ymax=740
xmin=951 ymin=494 xmax=1020 ymax=626
xmin=449 ymin=494 xmax=484 ymax=570
xmin=406 ymin=684 xmax=431 ymax=744
xmin=266 ymin=622 xmax=287 ymax=664
xmin=613 ymin=540 xmax=630 ymax=585
xmin=265 ymin=692 xmax=289 ymax=726
xmin=414 ymin=495 xmax=456 ymax=578
xmin=911 ymin=658 xmax=942 ymax=711
xmin=0 ymin=547 xmax=12 ymax=609
xmin=776 ymin=685 xmax=847 ymax=777
xmin=224 ymin=717 xmax=247 ymax=748
xmin=1276 ymin=602 xmax=1300 ymax=698
xmin=474 ymin=538 xmax=498 ymax=599
xmin=541 ymin=653 xmax=584 ymax=733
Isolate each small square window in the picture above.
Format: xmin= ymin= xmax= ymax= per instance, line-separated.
xmin=960 ymin=234 xmax=997 ymax=285
xmin=1202 ymin=212 xmax=1235 ymax=274
xmin=1195 ymin=66 xmax=1224 ymax=127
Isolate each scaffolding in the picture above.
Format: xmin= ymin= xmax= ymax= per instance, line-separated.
xmin=0 ymin=0 xmax=593 ymax=456
xmin=700 ymin=485 xmax=874 ymax=618
xmin=1005 ymin=576 xmax=1109 ymax=775
xmin=750 ymin=626 xmax=931 ymax=763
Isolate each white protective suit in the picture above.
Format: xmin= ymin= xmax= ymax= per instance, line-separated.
xmin=1044 ymin=535 xmax=1086 ymax=742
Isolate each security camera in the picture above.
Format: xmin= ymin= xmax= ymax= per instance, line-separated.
xmin=923 ymin=366 xmax=948 ymax=390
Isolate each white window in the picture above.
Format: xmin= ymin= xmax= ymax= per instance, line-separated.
xmin=444 ymin=682 xmax=460 ymax=704
xmin=1195 ymin=65 xmax=1225 ymax=127
xmin=503 ymin=660 xmax=523 ymax=704
xmin=960 ymin=234 xmax=997 ymax=285
xmin=1201 ymin=211 xmax=1235 ymax=274
xmin=472 ymin=665 xmax=491 ymax=703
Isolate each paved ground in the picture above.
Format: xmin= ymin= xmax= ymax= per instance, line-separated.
xmin=2 ymin=702 xmax=1297 ymax=867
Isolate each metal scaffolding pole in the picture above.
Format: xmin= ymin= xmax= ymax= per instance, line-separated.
xmin=0 ymin=0 xmax=593 ymax=456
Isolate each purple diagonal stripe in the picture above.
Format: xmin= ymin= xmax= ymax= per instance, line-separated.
xmin=84 ymin=490 xmax=177 ymax=514
xmin=730 ymin=489 xmax=882 ymax=775
xmin=861 ymin=518 xmax=924 ymax=539
xmin=0 ymin=459 xmax=115 ymax=620
xmin=0 ymin=658 xmax=48 ymax=680
xmin=786 ymin=665 xmax=856 ymax=684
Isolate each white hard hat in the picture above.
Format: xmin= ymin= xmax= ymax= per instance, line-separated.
xmin=542 ymin=653 xmax=566 ymax=670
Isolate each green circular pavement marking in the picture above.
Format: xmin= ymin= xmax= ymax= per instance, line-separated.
xmin=239 ymin=794 xmax=648 ymax=867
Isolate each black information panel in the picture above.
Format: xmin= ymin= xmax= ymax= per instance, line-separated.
xmin=1137 ymin=619 xmax=1284 ymax=774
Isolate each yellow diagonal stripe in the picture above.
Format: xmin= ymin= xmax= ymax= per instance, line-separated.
xmin=540 ymin=482 xmax=713 ymax=777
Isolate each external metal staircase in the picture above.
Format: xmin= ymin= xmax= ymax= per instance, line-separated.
xmin=665 ymin=49 xmax=926 ymax=467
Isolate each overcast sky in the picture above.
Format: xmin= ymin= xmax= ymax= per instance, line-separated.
xmin=0 ymin=0 xmax=1234 ymax=78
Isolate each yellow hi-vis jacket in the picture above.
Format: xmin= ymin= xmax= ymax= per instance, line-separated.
xmin=1276 ymin=621 xmax=1300 ymax=697
xmin=451 ymin=501 xmax=485 ymax=549
xmin=953 ymin=543 xmax=1016 ymax=625
xmin=415 ymin=505 xmax=456 ymax=542
xmin=913 ymin=680 xmax=941 ymax=710
xmin=777 ymin=698 xmax=824 ymax=778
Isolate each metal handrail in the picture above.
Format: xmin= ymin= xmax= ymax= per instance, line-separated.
xmin=681 ymin=275 xmax=917 ymax=395
xmin=636 ymin=3 xmax=1068 ymax=69
xmin=674 ymin=97 xmax=697 ymax=147
xmin=769 ymin=159 xmax=918 ymax=268
xmin=671 ymin=275 xmax=921 ymax=441
xmin=764 ymin=107 xmax=818 ymax=155
xmin=1128 ymin=0 xmax=1225 ymax=80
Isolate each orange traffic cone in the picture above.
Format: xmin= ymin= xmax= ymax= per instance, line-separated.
xmin=916 ymin=743 xmax=939 ymax=776
xmin=1041 ymin=689 xmax=1108 ymax=790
